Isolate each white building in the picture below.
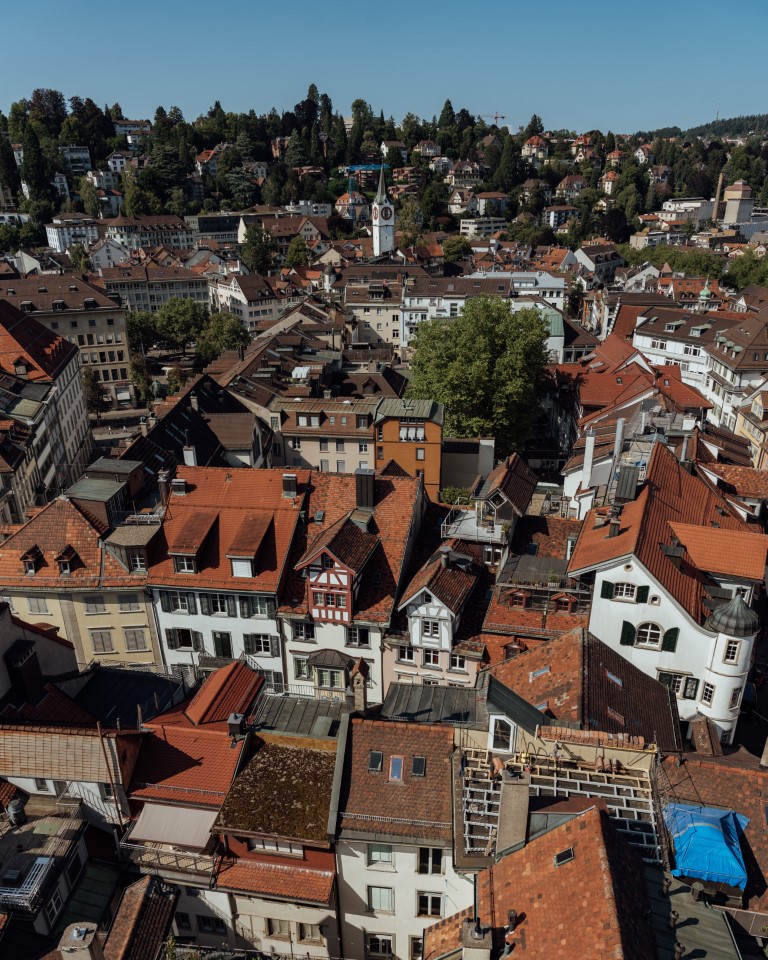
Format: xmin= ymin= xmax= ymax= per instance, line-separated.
xmin=44 ymin=214 xmax=100 ymax=253
xmin=567 ymin=442 xmax=766 ymax=745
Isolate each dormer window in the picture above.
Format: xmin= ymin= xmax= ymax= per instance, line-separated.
xmin=20 ymin=301 xmax=33 ymax=313
xmin=58 ymin=560 xmax=71 ymax=576
xmin=509 ymin=591 xmax=530 ymax=608
xmin=52 ymin=300 xmax=65 ymax=311
xmin=173 ymin=555 xmax=197 ymax=574
xmin=13 ymin=358 xmax=27 ymax=377
xmin=21 ymin=545 xmax=42 ymax=576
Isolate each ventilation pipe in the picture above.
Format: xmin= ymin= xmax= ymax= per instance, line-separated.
xmin=582 ymin=429 xmax=596 ymax=489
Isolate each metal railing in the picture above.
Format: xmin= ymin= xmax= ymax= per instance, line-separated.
xmin=120 ymin=840 xmax=217 ymax=876
xmin=440 ymin=508 xmax=503 ymax=543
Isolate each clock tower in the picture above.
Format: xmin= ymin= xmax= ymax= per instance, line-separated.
xmin=372 ymin=165 xmax=395 ymax=257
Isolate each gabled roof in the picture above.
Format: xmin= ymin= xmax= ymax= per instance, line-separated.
xmin=215 ymin=859 xmax=335 ymax=904
xmin=569 ymin=442 xmax=760 ymax=623
xmin=0 ymin=300 xmax=78 ymax=381
xmin=478 ymin=453 xmax=538 ymax=516
xmin=184 ymin=661 xmax=264 ymax=726
xmin=295 ymin=512 xmax=379 ymax=574
xmin=398 ymin=541 xmax=480 ymax=614
xmin=424 ymin=806 xmax=655 ymax=960
xmin=667 ymin=521 xmax=768 ymax=581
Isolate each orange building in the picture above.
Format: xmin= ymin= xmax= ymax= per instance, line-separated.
xmin=374 ymin=398 xmax=443 ymax=499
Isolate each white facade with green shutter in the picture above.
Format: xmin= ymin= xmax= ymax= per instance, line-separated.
xmin=576 ymin=562 xmax=757 ymax=745
xmin=152 ymin=587 xmax=283 ymax=683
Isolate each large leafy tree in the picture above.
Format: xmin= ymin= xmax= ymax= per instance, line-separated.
xmin=195 ymin=311 xmax=251 ymax=364
xmin=408 ymin=299 xmax=550 ymax=455
xmin=21 ymin=123 xmax=55 ymax=203
xmin=82 ymin=368 xmax=110 ymax=419
xmin=154 ymin=298 xmax=208 ymax=354
xmin=285 ymin=235 xmax=311 ymax=268
xmin=241 ymin=223 xmax=277 ymax=275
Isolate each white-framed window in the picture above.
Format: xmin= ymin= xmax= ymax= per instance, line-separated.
xmin=317 ymin=668 xmax=343 ymax=689
xmin=368 ymin=843 xmax=394 ymax=865
xmin=347 ymin=626 xmax=370 ymax=647
xmin=28 ymin=597 xmax=49 ymax=615
xmin=248 ymin=837 xmax=302 ymax=855
xmin=294 ymin=656 xmax=312 ymax=680
xmin=267 ymin=918 xmax=290 ymax=938
xmin=368 ymin=885 xmax=394 ymax=913
xmin=299 ymin=923 xmax=322 ymax=942
xmin=417 ymin=892 xmax=442 ymax=917
xmin=90 ymin=630 xmax=114 ymax=654
xmin=45 ymin=888 xmax=63 ymax=926
xmin=421 ymin=619 xmax=440 ymax=639
xmin=702 ymin=682 xmax=715 ymax=706
xmin=636 ymin=622 xmax=662 ymax=646
xmin=397 ymin=645 xmax=414 ymax=663
xmin=84 ymin=595 xmax=106 ymax=613
xmin=650 ymin=338 xmax=667 ymax=351
xmin=418 ymin=847 xmax=443 ymax=874
xmin=450 ymin=653 xmax=466 ymax=671
xmin=730 ymin=687 xmax=742 ymax=710
xmin=118 ymin=593 xmax=141 ymax=612
xmin=416 ymin=448 xmax=425 ymax=461
xmin=243 ymin=634 xmax=272 ymax=655
xmin=613 ymin=583 xmax=636 ymax=600
xmin=169 ymin=591 xmax=191 ymax=613
xmin=128 ymin=549 xmax=147 ymax=573
xmin=197 ymin=915 xmax=226 ymax=935
xmin=423 ymin=649 xmax=440 ymax=667
xmin=35 ymin=777 xmax=50 ymax=791
xmin=410 ymin=937 xmax=423 ymax=960
xmin=124 ymin=628 xmax=148 ymax=652
xmin=368 ymin=935 xmax=393 ymax=957
xmin=173 ymin=555 xmax=196 ymax=574
xmin=724 ymin=639 xmax=740 ymax=663
xmin=292 ymin=621 xmax=315 ymax=640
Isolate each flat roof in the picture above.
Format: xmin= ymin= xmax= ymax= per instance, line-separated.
xmin=65 ymin=477 xmax=127 ymax=502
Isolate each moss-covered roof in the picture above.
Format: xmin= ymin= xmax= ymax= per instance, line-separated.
xmin=215 ymin=739 xmax=337 ymax=844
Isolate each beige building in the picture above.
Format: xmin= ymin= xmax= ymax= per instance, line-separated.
xmin=2 ymin=275 xmax=134 ymax=406
xmin=345 ymin=278 xmax=403 ymax=347
xmin=97 ymin=263 xmax=209 ymax=313
xmin=0 ymin=496 xmax=162 ymax=668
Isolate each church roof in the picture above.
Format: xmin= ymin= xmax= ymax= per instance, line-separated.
xmin=374 ymin=165 xmax=390 ymax=205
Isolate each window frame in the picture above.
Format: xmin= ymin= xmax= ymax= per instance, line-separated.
xmin=368 ymin=885 xmax=395 ymax=913
xmin=417 ymin=892 xmax=443 ymax=918
xmin=701 ymin=682 xmax=715 ymax=706
xmin=368 ymin=843 xmax=394 ymax=866
xmin=724 ymin=639 xmax=740 ymax=664
xmin=612 ymin=582 xmax=636 ymax=601
xmin=418 ymin=847 xmax=443 ymax=875
xmin=636 ymin=622 xmax=662 ymax=647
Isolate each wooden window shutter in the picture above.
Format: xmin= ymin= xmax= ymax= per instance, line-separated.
xmin=601 ymin=580 xmax=615 ymax=599
xmin=269 ymin=635 xmax=280 ymax=658
xmin=199 ymin=594 xmax=211 ymax=616
xmin=160 ymin=591 xmax=172 ymax=613
xmin=192 ymin=631 xmax=204 ymax=652
xmin=239 ymin=596 xmax=250 ymax=618
xmin=661 ymin=627 xmax=679 ymax=652
xmin=226 ymin=595 xmax=237 ymax=617
xmin=166 ymin=628 xmax=179 ymax=650
xmin=186 ymin=593 xmax=197 ymax=615
xmin=620 ymin=621 xmax=636 ymax=646
xmin=636 ymin=585 xmax=650 ymax=604
xmin=243 ymin=634 xmax=255 ymax=655
xmin=266 ymin=598 xmax=276 ymax=617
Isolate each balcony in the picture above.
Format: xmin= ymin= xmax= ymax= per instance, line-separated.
xmin=119 ymin=840 xmax=217 ymax=878
xmin=441 ymin=507 xmax=505 ymax=544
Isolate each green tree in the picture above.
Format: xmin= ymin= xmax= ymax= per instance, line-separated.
xmin=82 ymin=368 xmax=110 ymax=420
xmin=396 ymin=197 xmax=424 ymax=248
xmin=408 ymin=299 xmax=550 ymax=455
xmin=525 ymin=114 xmax=544 ymax=139
xmin=69 ymin=243 xmax=87 ymax=272
xmin=126 ymin=310 xmax=159 ymax=355
xmin=0 ymin=134 xmax=21 ymax=199
xmin=438 ymin=100 xmax=456 ymax=130
xmin=195 ymin=311 xmax=251 ymax=364
xmin=166 ymin=365 xmax=188 ymax=396
xmin=285 ymin=235 xmax=311 ymax=268
xmin=21 ymin=123 xmax=55 ymax=203
xmin=241 ymin=223 xmax=277 ymax=275
xmin=155 ymin=298 xmax=208 ymax=354
xmin=721 ymin=250 xmax=768 ymax=291
xmin=78 ymin=176 xmax=100 ymax=217
xmin=441 ymin=236 xmax=472 ymax=263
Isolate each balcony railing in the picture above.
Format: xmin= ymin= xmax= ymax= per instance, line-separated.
xmin=119 ymin=840 xmax=217 ymax=877
xmin=440 ymin=508 xmax=504 ymax=543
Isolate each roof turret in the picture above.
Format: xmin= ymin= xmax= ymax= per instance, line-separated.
xmin=705 ymin=595 xmax=760 ymax=637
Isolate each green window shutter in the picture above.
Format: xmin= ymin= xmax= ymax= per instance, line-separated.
xmin=658 ymin=672 xmax=673 ymax=688
xmin=243 ymin=634 xmax=255 ymax=655
xmin=165 ymin=628 xmax=179 ymax=650
xmin=662 ymin=628 xmax=679 ymax=652
xmin=636 ymin=585 xmax=650 ymax=604
xmin=683 ymin=677 xmax=699 ymax=700
xmin=199 ymin=594 xmax=210 ymax=616
xmin=620 ymin=621 xmax=636 ymax=646
xmin=192 ymin=631 xmax=204 ymax=652
xmin=601 ymin=580 xmax=615 ymax=599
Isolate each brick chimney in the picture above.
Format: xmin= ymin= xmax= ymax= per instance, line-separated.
xmin=58 ymin=923 xmax=105 ymax=960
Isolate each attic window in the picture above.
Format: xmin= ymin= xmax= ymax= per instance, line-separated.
xmin=554 ymin=847 xmax=574 ymax=867
xmin=530 ymin=666 xmax=550 ymax=682
xmin=20 ymin=301 xmax=33 ymax=313
xmin=389 ymin=756 xmax=403 ymax=782
xmin=368 ymin=751 xmax=383 ymax=773
xmin=606 ymin=670 xmax=623 ymax=688
xmin=13 ymin=359 xmax=27 ymax=377
xmin=412 ymin=756 xmax=426 ymax=777
xmin=83 ymin=298 xmax=97 ymax=309
xmin=606 ymin=706 xmax=625 ymax=725
xmin=52 ymin=299 xmax=65 ymax=311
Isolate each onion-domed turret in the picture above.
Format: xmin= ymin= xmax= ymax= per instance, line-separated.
xmin=705 ymin=595 xmax=760 ymax=638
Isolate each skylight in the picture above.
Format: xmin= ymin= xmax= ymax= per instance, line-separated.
xmin=553 ymin=847 xmax=574 ymax=867
xmin=389 ymin=756 xmax=403 ymax=781
xmin=530 ymin=666 xmax=551 ymax=682
xmin=368 ymin=751 xmax=383 ymax=773
xmin=412 ymin=756 xmax=426 ymax=777
xmin=606 ymin=670 xmax=623 ymax=687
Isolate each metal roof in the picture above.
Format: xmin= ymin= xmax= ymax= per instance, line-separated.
xmin=487 ymin=675 xmax=553 ymax=734
xmin=374 ymin=398 xmax=444 ymax=425
xmin=380 ymin=682 xmax=485 ymax=725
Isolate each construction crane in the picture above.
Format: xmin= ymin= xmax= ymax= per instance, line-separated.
xmin=478 ymin=112 xmax=507 ymax=126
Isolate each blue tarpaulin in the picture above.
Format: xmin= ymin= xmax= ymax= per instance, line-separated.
xmin=663 ymin=803 xmax=749 ymax=889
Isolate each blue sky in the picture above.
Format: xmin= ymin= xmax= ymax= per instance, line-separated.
xmin=3 ymin=0 xmax=768 ymax=133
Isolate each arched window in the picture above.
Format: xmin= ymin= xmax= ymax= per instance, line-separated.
xmin=636 ymin=622 xmax=662 ymax=646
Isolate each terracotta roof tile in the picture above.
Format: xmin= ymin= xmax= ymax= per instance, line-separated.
xmin=215 ymin=859 xmax=334 ymax=904
xmin=668 ymin=521 xmax=768 ymax=581
xmin=103 ymin=875 xmax=178 ymax=960
xmin=0 ymin=300 xmax=78 ymax=381
xmin=184 ymin=662 xmax=264 ymax=726
xmin=704 ymin=462 xmax=768 ymax=499
xmin=424 ymin=806 xmax=655 ymax=960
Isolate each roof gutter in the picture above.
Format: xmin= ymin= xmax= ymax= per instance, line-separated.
xmin=326 ymin=711 xmax=349 ymax=843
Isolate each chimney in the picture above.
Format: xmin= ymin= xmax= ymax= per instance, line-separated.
xmin=189 ymin=392 xmax=199 ymax=412
xmin=582 ymin=429 xmax=596 ymax=489
xmin=139 ymin=417 xmax=148 ymax=437
xmin=440 ymin=548 xmax=449 ymax=568
xmin=147 ymin=413 xmax=157 ymax=430
xmin=5 ymin=641 xmax=45 ymax=706
xmin=182 ymin=445 xmax=198 ymax=467
xmin=355 ymin=468 xmax=375 ymax=513
xmin=157 ymin=469 xmax=170 ymax=506
xmin=58 ymin=922 xmax=105 ymax=960
xmin=460 ymin=918 xmax=492 ymax=960
xmin=613 ymin=417 xmax=625 ymax=462
xmin=282 ymin=473 xmax=298 ymax=498
xmin=608 ymin=516 xmax=620 ymax=538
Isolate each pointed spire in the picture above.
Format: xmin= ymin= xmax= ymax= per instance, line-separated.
xmin=374 ymin=165 xmax=389 ymax=204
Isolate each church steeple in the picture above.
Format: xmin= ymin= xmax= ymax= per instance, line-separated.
xmin=372 ymin=165 xmax=395 ymax=257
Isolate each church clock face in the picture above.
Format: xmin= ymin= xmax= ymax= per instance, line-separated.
xmin=381 ymin=206 xmax=392 ymax=221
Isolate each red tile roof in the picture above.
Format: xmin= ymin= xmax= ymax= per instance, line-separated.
xmin=296 ymin=513 xmax=379 ymax=574
xmin=184 ymin=661 xmax=264 ymax=726
xmin=668 ymin=521 xmax=768 ymax=581
xmin=569 ymin=442 xmax=759 ymax=623
xmin=484 ymin=453 xmax=538 ymax=515
xmin=0 ymin=684 xmax=96 ymax=726
xmin=215 ymin=859 xmax=335 ymax=904
xmin=398 ymin=540 xmax=480 ymax=614
xmin=703 ymin=462 xmax=768 ymax=499
xmin=0 ymin=300 xmax=78 ymax=381
xmin=149 ymin=467 xmax=310 ymax=592
xmin=424 ymin=806 xmax=655 ymax=960
xmin=130 ymin=725 xmax=243 ymax=808
xmin=338 ymin=719 xmax=453 ymax=841
xmin=103 ymin=875 xmax=178 ymax=960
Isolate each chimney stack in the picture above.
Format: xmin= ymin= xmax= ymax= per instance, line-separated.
xmin=350 ymin=659 xmax=369 ymax=712
xmin=58 ymin=922 xmax=105 ymax=960
xmin=613 ymin=417 xmax=625 ymax=463
xmin=355 ymin=468 xmax=375 ymax=514
xmin=5 ymin=641 xmax=45 ymax=706
xmin=157 ymin=469 xmax=170 ymax=506
xmin=608 ymin=516 xmax=620 ymax=538
xmin=189 ymin=392 xmax=199 ymax=412
xmin=282 ymin=473 xmax=298 ymax=499
xmin=139 ymin=417 xmax=148 ymax=437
